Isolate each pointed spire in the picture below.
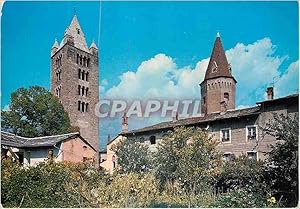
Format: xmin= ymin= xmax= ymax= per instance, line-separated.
xmin=203 ymin=34 xmax=236 ymax=82
xmin=52 ymin=39 xmax=59 ymax=49
xmin=89 ymin=40 xmax=98 ymax=49
xmin=60 ymin=14 xmax=89 ymax=52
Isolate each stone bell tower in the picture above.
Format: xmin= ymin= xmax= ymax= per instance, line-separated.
xmin=50 ymin=15 xmax=99 ymax=155
xmin=200 ymin=33 xmax=237 ymax=115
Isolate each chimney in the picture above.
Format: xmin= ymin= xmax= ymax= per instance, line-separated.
xmin=266 ymin=87 xmax=274 ymax=100
xmin=172 ymin=111 xmax=179 ymax=122
xmin=122 ymin=112 xmax=128 ymax=132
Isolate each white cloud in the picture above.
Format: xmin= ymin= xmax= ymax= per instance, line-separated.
xmin=104 ymin=38 xmax=298 ymax=107
xmin=2 ymin=105 xmax=10 ymax=111
xmin=275 ymin=60 xmax=299 ymax=98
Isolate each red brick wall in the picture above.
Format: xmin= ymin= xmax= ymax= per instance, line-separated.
xmin=62 ymin=136 xmax=96 ymax=164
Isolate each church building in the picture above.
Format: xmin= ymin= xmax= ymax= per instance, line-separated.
xmin=50 ymin=15 xmax=99 ymax=153
xmin=101 ymin=33 xmax=298 ymax=173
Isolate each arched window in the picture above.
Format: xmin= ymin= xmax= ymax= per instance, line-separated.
xmin=78 ymin=85 xmax=81 ymax=95
xmin=78 ymin=69 xmax=81 ymax=79
xmin=81 ymin=86 xmax=85 ymax=96
xmin=81 ymin=70 xmax=85 ymax=80
xmin=81 ymin=102 xmax=85 ymax=112
xmin=83 ymin=56 xmax=86 ymax=67
xmin=87 ymin=58 xmax=90 ymax=67
xmin=78 ymin=101 xmax=81 ymax=111
xmin=224 ymin=92 xmax=229 ymax=103
xmin=85 ymin=87 xmax=89 ymax=96
xmin=85 ymin=103 xmax=89 ymax=112
xmin=150 ymin=136 xmax=156 ymax=145
xmin=86 ymin=72 xmax=89 ymax=81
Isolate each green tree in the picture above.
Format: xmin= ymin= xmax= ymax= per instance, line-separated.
xmin=216 ymin=155 xmax=268 ymax=194
xmin=112 ymin=139 xmax=152 ymax=173
xmin=154 ymin=127 xmax=222 ymax=207
xmin=264 ymin=113 xmax=298 ymax=207
xmin=1 ymin=86 xmax=71 ymax=137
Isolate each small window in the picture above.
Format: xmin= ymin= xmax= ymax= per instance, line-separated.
xmin=86 ymin=72 xmax=89 ymax=81
xmin=78 ymin=69 xmax=81 ymax=79
xmin=76 ymin=28 xmax=80 ymax=34
xmin=81 ymin=70 xmax=85 ymax=80
xmin=78 ymin=85 xmax=81 ymax=95
xmin=223 ymin=153 xmax=232 ymax=162
xmin=246 ymin=125 xmax=257 ymax=141
xmin=85 ymin=87 xmax=89 ymax=97
xmin=78 ymin=101 xmax=81 ymax=111
xmin=220 ymin=128 xmax=231 ymax=143
xmin=224 ymin=92 xmax=229 ymax=100
xmin=83 ymin=157 xmax=88 ymax=162
xmin=48 ymin=149 xmax=54 ymax=160
xmin=81 ymin=86 xmax=85 ymax=96
xmin=150 ymin=136 xmax=156 ymax=145
xmin=81 ymin=102 xmax=85 ymax=112
xmin=87 ymin=58 xmax=90 ymax=68
xmin=83 ymin=145 xmax=87 ymax=150
xmin=247 ymin=151 xmax=257 ymax=161
xmin=85 ymin=103 xmax=89 ymax=112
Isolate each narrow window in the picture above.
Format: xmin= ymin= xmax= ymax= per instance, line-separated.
xmin=203 ymin=96 xmax=206 ymax=104
xmin=87 ymin=58 xmax=90 ymax=67
xmin=78 ymin=85 xmax=81 ymax=95
xmin=86 ymin=72 xmax=89 ymax=81
xmin=83 ymin=57 xmax=86 ymax=67
xmin=81 ymin=86 xmax=85 ymax=96
xmin=85 ymin=87 xmax=89 ymax=96
xmin=78 ymin=101 xmax=81 ymax=111
xmin=224 ymin=92 xmax=229 ymax=104
xmin=76 ymin=28 xmax=80 ymax=34
xmin=78 ymin=69 xmax=81 ymax=79
xmin=85 ymin=103 xmax=89 ymax=112
xmin=220 ymin=128 xmax=231 ymax=143
xmin=82 ymin=102 xmax=85 ymax=112
xmin=80 ymin=55 xmax=82 ymax=65
xmin=81 ymin=70 xmax=85 ymax=80
xmin=150 ymin=136 xmax=156 ymax=145
xmin=77 ymin=54 xmax=79 ymax=64
xmin=112 ymin=155 xmax=116 ymax=169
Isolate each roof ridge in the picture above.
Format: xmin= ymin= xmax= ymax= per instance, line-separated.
xmin=4 ymin=132 xmax=79 ymax=140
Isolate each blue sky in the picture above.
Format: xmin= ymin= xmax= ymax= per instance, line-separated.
xmin=1 ymin=1 xmax=299 ymax=149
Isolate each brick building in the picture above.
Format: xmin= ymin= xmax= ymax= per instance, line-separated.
xmin=100 ymin=34 xmax=298 ymax=172
xmin=50 ymin=15 xmax=99 ymax=154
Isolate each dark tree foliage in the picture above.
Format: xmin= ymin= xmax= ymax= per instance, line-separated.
xmin=216 ymin=155 xmax=268 ymax=195
xmin=1 ymin=86 xmax=71 ymax=137
xmin=264 ymin=113 xmax=298 ymax=207
xmin=112 ymin=139 xmax=152 ymax=174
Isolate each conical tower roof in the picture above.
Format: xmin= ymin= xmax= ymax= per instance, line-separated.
xmin=52 ymin=39 xmax=59 ymax=49
xmin=89 ymin=40 xmax=98 ymax=50
xmin=60 ymin=15 xmax=89 ymax=52
xmin=204 ymin=33 xmax=236 ymax=82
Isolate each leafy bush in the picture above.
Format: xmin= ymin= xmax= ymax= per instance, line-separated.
xmin=210 ymin=188 xmax=268 ymax=208
xmin=1 ymin=160 xmax=101 ymax=207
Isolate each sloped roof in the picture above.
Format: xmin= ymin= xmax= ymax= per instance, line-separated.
xmin=60 ymin=15 xmax=89 ymax=52
xmin=124 ymin=106 xmax=260 ymax=135
xmin=0 ymin=132 xmax=85 ymax=148
xmin=203 ymin=34 xmax=236 ymax=82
